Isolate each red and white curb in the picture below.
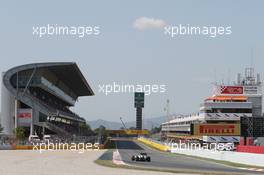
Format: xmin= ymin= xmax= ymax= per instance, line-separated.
xmin=112 ymin=150 xmax=126 ymax=165
xmin=238 ymin=167 xmax=264 ymax=172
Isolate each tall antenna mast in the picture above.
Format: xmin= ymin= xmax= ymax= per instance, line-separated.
xmin=164 ymin=99 xmax=170 ymax=142
xmin=214 ymin=69 xmax=217 ymax=84
xmin=228 ymin=68 xmax=231 ymax=85
xmin=166 ymin=99 xmax=170 ymax=122
xmin=250 ymin=47 xmax=254 ymax=68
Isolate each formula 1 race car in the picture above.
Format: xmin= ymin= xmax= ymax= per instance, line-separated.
xmin=131 ymin=153 xmax=151 ymax=162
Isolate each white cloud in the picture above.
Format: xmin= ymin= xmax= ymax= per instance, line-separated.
xmin=133 ymin=17 xmax=166 ymax=30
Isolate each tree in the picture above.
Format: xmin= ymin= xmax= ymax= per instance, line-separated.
xmin=94 ymin=125 xmax=106 ymax=135
xmin=151 ymin=126 xmax=161 ymax=134
xmin=0 ymin=123 xmax=3 ymax=134
xmin=79 ymin=122 xmax=93 ymax=136
xmin=94 ymin=125 xmax=108 ymax=144
xmin=14 ymin=127 xmax=26 ymax=141
xmin=81 ymin=123 xmax=91 ymax=130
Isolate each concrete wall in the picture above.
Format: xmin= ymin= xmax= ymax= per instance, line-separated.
xmin=171 ymin=148 xmax=264 ymax=167
xmin=0 ymin=74 xmax=15 ymax=135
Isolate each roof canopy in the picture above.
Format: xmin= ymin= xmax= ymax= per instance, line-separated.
xmin=7 ymin=62 xmax=94 ymax=97
xmin=205 ymin=95 xmax=247 ymax=101
xmin=46 ymin=63 xmax=94 ymax=96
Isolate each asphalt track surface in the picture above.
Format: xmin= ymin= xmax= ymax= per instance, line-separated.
xmin=116 ymin=140 xmax=264 ymax=175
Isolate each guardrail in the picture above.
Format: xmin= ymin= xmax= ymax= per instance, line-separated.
xmin=237 ymin=145 xmax=264 ymax=154
xmin=138 ymin=137 xmax=170 ymax=152
xmin=171 ymin=147 xmax=264 ymax=167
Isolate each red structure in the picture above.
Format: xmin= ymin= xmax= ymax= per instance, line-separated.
xmin=239 ymin=137 xmax=254 ymax=146
xmin=237 ymin=145 xmax=264 ymax=154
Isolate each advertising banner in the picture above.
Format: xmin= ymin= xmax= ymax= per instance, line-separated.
xmin=17 ymin=108 xmax=32 ymax=127
xmin=220 ymin=86 xmax=243 ymax=94
xmin=193 ymin=123 xmax=240 ymax=136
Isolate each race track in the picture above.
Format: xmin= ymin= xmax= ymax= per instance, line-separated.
xmin=116 ymin=139 xmax=264 ymax=175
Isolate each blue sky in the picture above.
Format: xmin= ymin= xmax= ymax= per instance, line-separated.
xmin=1 ymin=0 xmax=264 ymax=122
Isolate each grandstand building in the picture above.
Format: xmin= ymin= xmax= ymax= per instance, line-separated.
xmin=0 ymin=62 xmax=94 ymax=138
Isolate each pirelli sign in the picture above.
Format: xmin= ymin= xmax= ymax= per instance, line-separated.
xmin=191 ymin=124 xmax=240 ymax=136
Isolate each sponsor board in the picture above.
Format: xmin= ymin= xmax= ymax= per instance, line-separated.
xmin=220 ymin=86 xmax=243 ymax=94
xmin=216 ymin=85 xmax=260 ymax=95
xmin=109 ymin=129 xmax=149 ymax=135
xmin=243 ymin=86 xmax=259 ymax=94
xmin=125 ymin=129 xmax=149 ymax=135
xmin=17 ymin=108 xmax=32 ymax=126
xmin=192 ymin=123 xmax=240 ymax=136
xmin=202 ymin=136 xmax=240 ymax=143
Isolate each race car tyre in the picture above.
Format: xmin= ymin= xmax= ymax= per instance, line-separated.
xmin=146 ymin=157 xmax=151 ymax=162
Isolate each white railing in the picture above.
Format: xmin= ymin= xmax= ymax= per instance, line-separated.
xmin=162 ymin=124 xmax=190 ymax=132
xmin=200 ymin=112 xmax=252 ymax=121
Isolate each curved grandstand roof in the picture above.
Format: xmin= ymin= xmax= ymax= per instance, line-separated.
xmin=1 ymin=62 xmax=95 ymax=137
xmin=4 ymin=62 xmax=94 ymax=96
